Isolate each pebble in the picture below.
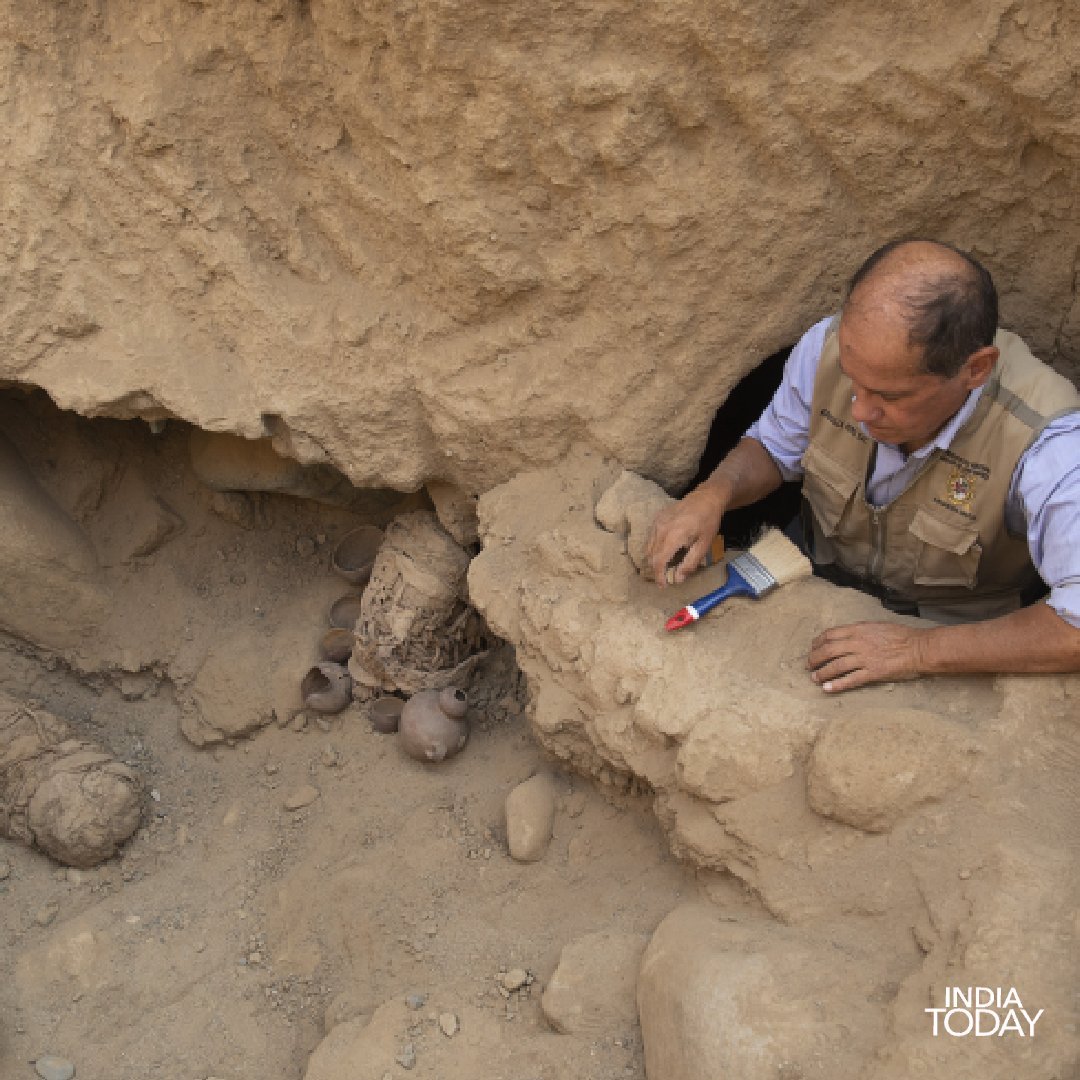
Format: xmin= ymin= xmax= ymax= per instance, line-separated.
xmin=498 ymin=968 xmax=531 ymax=992
xmin=34 ymin=1055 xmax=75 ymax=1080
xmin=396 ymin=1042 xmax=417 ymax=1070
xmin=505 ymin=774 xmax=556 ymax=863
xmin=321 ymin=746 xmax=341 ymax=768
xmin=958 ymin=868 xmax=972 ymax=880
xmin=406 ymin=992 xmax=427 ymax=1010
xmin=35 ymin=904 xmax=59 ymax=928
xmin=283 ymin=785 xmax=320 ymax=811
xmin=0 ymin=859 xmax=11 ymax=880
xmin=438 ymin=1012 xmax=459 ymax=1038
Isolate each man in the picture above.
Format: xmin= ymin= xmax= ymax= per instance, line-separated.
xmin=646 ymin=239 xmax=1080 ymax=693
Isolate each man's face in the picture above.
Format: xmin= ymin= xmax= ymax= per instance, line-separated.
xmin=837 ymin=309 xmax=984 ymax=454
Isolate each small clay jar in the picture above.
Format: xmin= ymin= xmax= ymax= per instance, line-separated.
xmin=399 ymin=687 xmax=469 ymax=763
xmin=370 ymin=695 xmax=405 ymax=734
xmin=319 ymin=627 xmax=354 ymax=663
xmin=331 ymin=526 xmax=383 ymax=585
xmin=301 ymin=662 xmax=353 ymax=714
xmin=328 ymin=594 xmax=363 ymax=629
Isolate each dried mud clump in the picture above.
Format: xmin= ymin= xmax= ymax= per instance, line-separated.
xmin=350 ymin=511 xmax=491 ymax=695
xmin=0 ymin=691 xmax=142 ymax=868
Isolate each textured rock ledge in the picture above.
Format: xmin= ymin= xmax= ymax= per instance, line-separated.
xmin=2 ymin=1 xmax=1079 ymax=495
xmin=468 ymin=452 xmax=1080 ymax=1080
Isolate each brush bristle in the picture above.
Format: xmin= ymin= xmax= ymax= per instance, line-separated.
xmin=746 ymin=528 xmax=812 ymax=586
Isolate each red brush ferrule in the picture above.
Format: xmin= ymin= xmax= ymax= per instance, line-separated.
xmin=664 ymin=604 xmax=700 ymax=632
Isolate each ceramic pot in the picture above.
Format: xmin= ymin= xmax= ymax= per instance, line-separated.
xmin=301 ymin=662 xmax=353 ymax=714
xmin=399 ymin=686 xmax=469 ymax=762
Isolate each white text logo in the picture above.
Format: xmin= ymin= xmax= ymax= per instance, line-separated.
xmin=926 ymin=987 xmax=1043 ymax=1037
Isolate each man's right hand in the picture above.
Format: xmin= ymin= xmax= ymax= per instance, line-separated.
xmin=645 ymin=486 xmax=725 ymax=586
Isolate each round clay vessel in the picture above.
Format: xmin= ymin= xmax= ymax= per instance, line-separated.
xmin=399 ymin=687 xmax=470 ymax=763
xmin=331 ymin=526 xmax=384 ymax=585
xmin=301 ymin=662 xmax=353 ymax=714
xmin=370 ymin=695 xmax=405 ymax=734
xmin=328 ymin=594 xmax=363 ymax=629
xmin=320 ymin=627 xmax=354 ymax=663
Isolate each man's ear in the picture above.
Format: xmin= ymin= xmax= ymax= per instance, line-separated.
xmin=963 ymin=345 xmax=998 ymax=388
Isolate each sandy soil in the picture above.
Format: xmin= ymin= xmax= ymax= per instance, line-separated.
xmin=0 ymin=397 xmax=743 ymax=1080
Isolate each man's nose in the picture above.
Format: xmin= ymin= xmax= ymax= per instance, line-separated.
xmin=850 ymin=389 xmax=879 ymax=424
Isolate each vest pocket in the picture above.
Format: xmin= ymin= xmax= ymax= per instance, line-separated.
xmin=801 ymin=444 xmax=860 ymax=536
xmin=909 ymin=509 xmax=982 ymax=588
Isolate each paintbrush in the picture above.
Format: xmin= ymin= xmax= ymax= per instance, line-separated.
xmin=664 ymin=528 xmax=812 ymax=631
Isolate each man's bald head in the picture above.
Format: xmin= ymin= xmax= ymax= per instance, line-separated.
xmin=842 ymin=239 xmax=998 ymax=377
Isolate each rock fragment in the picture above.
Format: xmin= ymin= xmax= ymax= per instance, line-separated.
xmin=541 ymin=931 xmax=647 ymax=1037
xmin=438 ymin=1011 xmax=459 ymax=1037
xmin=594 ymin=469 xmax=674 ymax=576
xmin=34 ymin=1055 xmax=75 ymax=1080
xmin=638 ymin=904 xmax=887 ymax=1080
xmin=505 ymin=773 xmax=556 ymax=862
xmin=498 ymin=967 xmax=531 ymax=992
xmin=283 ymin=785 xmax=320 ymax=811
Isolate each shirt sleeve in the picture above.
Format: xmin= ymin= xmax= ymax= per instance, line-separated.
xmin=744 ymin=316 xmax=833 ymax=482
xmin=1008 ymin=413 xmax=1080 ymax=628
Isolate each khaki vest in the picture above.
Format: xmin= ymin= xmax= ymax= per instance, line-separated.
xmin=802 ymin=323 xmax=1080 ymax=623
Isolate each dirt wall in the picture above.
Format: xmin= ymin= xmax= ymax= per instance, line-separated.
xmin=2 ymin=0 xmax=1078 ymax=495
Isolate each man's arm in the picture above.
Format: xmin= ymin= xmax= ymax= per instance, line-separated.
xmin=646 ymin=317 xmax=833 ymax=586
xmin=806 ymin=601 xmax=1080 ymax=692
xmin=646 ymin=438 xmax=783 ymax=585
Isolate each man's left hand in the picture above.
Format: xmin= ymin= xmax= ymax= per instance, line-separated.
xmin=807 ymin=622 xmax=927 ymax=693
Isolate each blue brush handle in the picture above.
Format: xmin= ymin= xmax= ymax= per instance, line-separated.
xmin=691 ymin=565 xmax=754 ymax=617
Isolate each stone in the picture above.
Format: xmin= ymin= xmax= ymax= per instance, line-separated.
xmin=541 ymin=931 xmax=647 ymax=1037
xmin=283 ymin=785 xmax=320 ymax=812
xmin=505 ymin=773 xmax=556 ymax=863
xmin=395 ymin=1042 xmax=416 ymax=1070
xmin=806 ymin=708 xmax=978 ymax=833
xmin=498 ymin=968 xmax=530 ymax=992
xmin=638 ymin=904 xmax=888 ymax=1080
xmin=34 ymin=1056 xmax=75 ymax=1080
xmin=438 ymin=1011 xmax=459 ymax=1037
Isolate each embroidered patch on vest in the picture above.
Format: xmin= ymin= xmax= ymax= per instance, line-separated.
xmin=945 ymin=467 xmax=977 ymax=508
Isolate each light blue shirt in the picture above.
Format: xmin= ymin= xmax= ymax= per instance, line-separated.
xmin=746 ymin=317 xmax=1080 ymax=627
